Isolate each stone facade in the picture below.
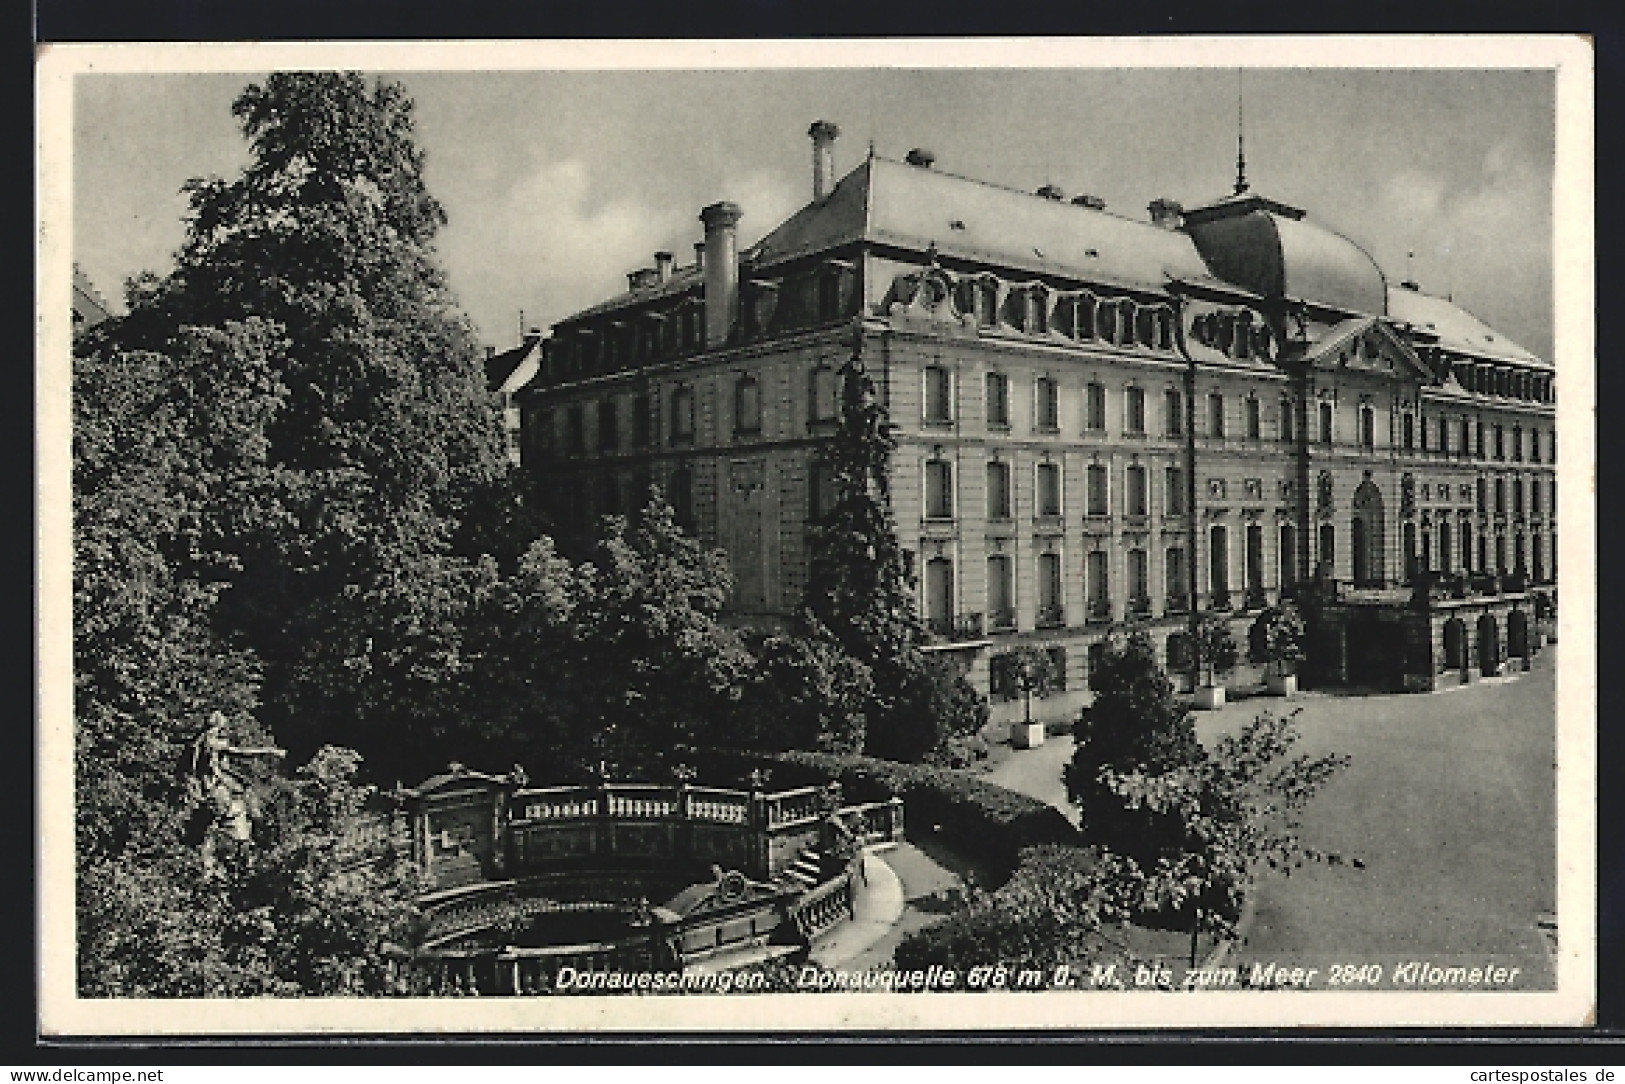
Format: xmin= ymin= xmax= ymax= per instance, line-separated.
xmin=516 ymin=125 xmax=1556 ymax=718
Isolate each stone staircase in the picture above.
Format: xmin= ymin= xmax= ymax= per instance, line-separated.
xmin=777 ymin=845 xmax=825 ymax=892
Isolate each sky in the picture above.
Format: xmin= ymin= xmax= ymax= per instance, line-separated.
xmin=70 ymin=61 xmax=1558 ymax=361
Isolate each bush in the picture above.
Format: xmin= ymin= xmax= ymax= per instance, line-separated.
xmin=865 ymin=651 xmax=989 ymax=764
xmin=772 ymin=750 xmax=1077 ymax=881
xmin=892 ymin=845 xmax=1135 ymax=973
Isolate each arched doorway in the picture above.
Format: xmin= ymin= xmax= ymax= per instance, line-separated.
xmin=1477 ymin=613 xmax=1501 ymax=676
xmin=1507 ymin=609 xmax=1530 ymax=660
xmin=1351 ymin=479 xmax=1385 ymax=585
xmin=1443 ymin=617 xmax=1468 ymax=671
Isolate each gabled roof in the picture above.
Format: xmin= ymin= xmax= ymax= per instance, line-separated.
xmin=485 ymin=336 xmax=543 ymax=395
xmin=1386 ymin=284 xmax=1545 ymax=368
xmin=1296 ymin=314 xmax=1437 ymax=382
xmin=748 ymin=156 xmax=1214 ymax=292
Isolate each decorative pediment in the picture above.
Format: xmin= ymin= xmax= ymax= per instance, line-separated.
xmin=886 ymin=267 xmax=971 ymax=329
xmin=1299 ymin=316 xmax=1436 ymax=382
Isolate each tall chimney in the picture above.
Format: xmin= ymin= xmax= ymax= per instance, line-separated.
xmin=700 ymin=201 xmax=742 ymax=348
xmin=654 ymin=250 xmax=674 ymax=282
xmin=1148 ymin=198 xmax=1184 ymax=230
xmin=693 ymin=241 xmax=706 ymax=272
xmin=809 ymin=120 xmax=840 ymax=201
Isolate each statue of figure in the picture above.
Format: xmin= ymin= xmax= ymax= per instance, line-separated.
xmin=186 ymin=712 xmax=285 ymax=846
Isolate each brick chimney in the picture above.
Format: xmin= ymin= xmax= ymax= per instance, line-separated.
xmin=1148 ymin=198 xmax=1184 ymax=229
xmin=693 ymin=241 xmax=706 ymax=272
xmin=700 ymin=201 xmax=742 ymax=348
xmin=655 ymin=251 xmax=674 ymax=282
xmin=809 ymin=120 xmax=840 ymax=201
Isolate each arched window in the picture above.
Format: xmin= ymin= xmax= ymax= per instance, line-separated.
xmin=734 ymin=374 xmax=762 ymax=435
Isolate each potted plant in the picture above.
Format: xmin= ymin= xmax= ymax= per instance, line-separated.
xmin=1004 ymin=645 xmax=1060 ymax=748
xmin=1259 ymin=602 xmax=1305 ymax=696
xmin=1191 ymin=614 xmax=1238 ymax=710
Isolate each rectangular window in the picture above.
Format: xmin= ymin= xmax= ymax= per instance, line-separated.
xmin=1246 ymin=398 xmax=1261 ymax=440
xmin=1036 ymin=377 xmax=1060 ymax=432
xmin=1402 ymin=413 xmax=1415 ymax=451
xmin=809 ymin=366 xmax=839 ymax=424
xmin=1280 ymin=397 xmax=1295 ymax=443
xmin=924 ymin=366 xmax=952 ymax=424
xmin=598 ymin=399 xmax=619 ymax=451
xmin=1164 ymin=388 xmax=1184 ymax=437
xmin=925 ymin=459 xmax=954 ymax=520
xmin=1165 ymin=547 xmax=1188 ymax=606
xmin=1494 ymin=425 xmax=1505 ymax=460
xmin=735 ymin=376 xmax=762 ymax=435
xmin=632 ymin=394 xmax=651 ymax=447
xmin=1461 ymin=419 xmax=1472 ymax=458
xmin=1531 ymin=479 xmax=1543 ymax=517
xmin=810 ymin=460 xmax=837 ymax=520
xmin=1126 ymin=464 xmax=1148 ymax=517
xmin=1086 ymin=550 xmax=1110 ymax=619
xmin=1126 ymin=387 xmax=1147 ymax=434
xmin=670 ymin=387 xmax=694 ymax=444
xmin=1087 ymin=463 xmax=1109 ymax=516
xmin=987 ymin=555 xmax=1014 ymax=629
xmin=1165 ymin=466 xmax=1186 ymax=516
xmin=986 ymin=460 xmax=1012 ymax=520
xmin=568 ymin=405 xmax=586 ymax=454
xmin=1512 ymin=428 xmax=1524 ymax=462
xmin=1359 ymin=406 xmax=1375 ymax=449
xmin=1209 ymin=393 xmax=1225 ymax=439
xmin=1477 ymin=420 xmax=1486 ymax=458
xmin=1037 ymin=552 xmax=1063 ymax=627
xmin=1086 ymin=382 xmax=1107 ymax=431
xmin=1513 ymin=479 xmax=1524 ymax=518
xmin=1319 ymin=402 xmax=1334 ymax=445
xmin=1037 ymin=462 xmax=1062 ymax=518
xmin=985 ymin=372 xmax=1010 ymax=428
xmin=1530 ymin=429 xmax=1542 ymax=463
xmin=1128 ymin=548 xmax=1149 ymax=605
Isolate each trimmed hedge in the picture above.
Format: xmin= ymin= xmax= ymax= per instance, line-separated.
xmin=770 ymin=750 xmax=1080 ymax=882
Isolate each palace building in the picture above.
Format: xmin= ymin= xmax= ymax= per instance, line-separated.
xmin=514 ymin=122 xmax=1556 ymax=722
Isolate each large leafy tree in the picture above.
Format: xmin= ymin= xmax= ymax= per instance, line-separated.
xmin=1064 ymin=626 xmax=1203 ymax=867
xmin=105 ymin=73 xmax=512 ymax=766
